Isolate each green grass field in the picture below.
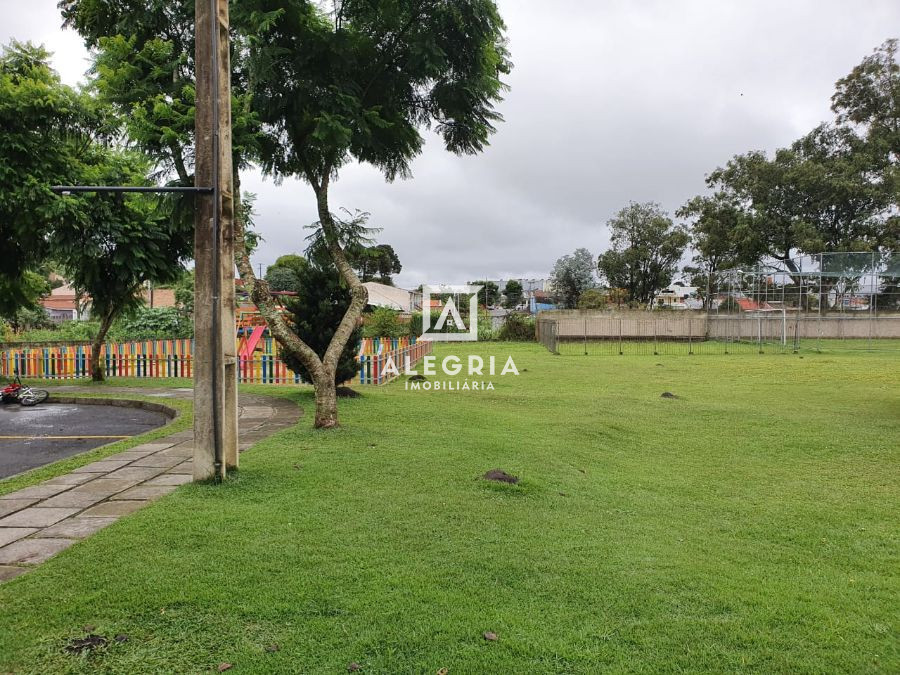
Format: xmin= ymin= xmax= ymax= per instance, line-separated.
xmin=0 ymin=343 xmax=897 ymax=673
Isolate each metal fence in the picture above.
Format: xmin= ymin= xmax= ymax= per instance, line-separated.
xmin=538 ymin=252 xmax=900 ymax=356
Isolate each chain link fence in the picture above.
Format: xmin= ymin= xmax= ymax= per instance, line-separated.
xmin=537 ymin=314 xmax=900 ymax=356
xmin=537 ymin=252 xmax=900 ymax=356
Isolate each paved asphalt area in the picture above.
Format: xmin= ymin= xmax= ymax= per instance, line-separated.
xmin=0 ymin=403 xmax=169 ymax=479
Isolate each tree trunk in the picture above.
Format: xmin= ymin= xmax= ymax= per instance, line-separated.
xmin=313 ymin=372 xmax=339 ymax=428
xmin=90 ymin=310 xmax=115 ymax=382
xmin=231 ymin=171 xmax=341 ymax=428
xmin=311 ymin=176 xmax=369 ymax=378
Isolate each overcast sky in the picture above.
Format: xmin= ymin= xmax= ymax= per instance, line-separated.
xmin=2 ymin=0 xmax=898 ymax=288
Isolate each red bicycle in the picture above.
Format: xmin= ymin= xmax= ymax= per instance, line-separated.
xmin=1 ymin=372 xmax=49 ymax=407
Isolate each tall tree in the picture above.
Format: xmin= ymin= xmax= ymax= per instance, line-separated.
xmin=353 ymin=244 xmax=402 ymax=285
xmin=597 ymin=202 xmax=688 ymax=306
xmin=59 ymin=0 xmax=259 ymax=184
xmin=235 ymin=0 xmax=511 ymax=427
xmin=677 ymin=193 xmax=747 ymax=275
xmin=63 ymin=0 xmax=510 ymax=428
xmin=0 ymin=41 xmax=90 ymax=316
xmin=677 ymin=192 xmax=751 ymax=307
xmin=55 ymin=149 xmax=193 ymax=380
xmin=470 ymin=280 xmax=501 ymax=306
xmin=0 ymin=40 xmax=191 ymax=356
xmin=503 ymin=279 xmax=523 ymax=308
xmin=694 ymin=40 xmax=899 ymax=273
xmin=703 ymin=149 xmax=810 ymax=272
xmin=789 ymin=123 xmax=893 ymax=251
xmin=832 ymin=38 xmax=899 ymax=250
xmin=551 ymin=248 xmax=595 ymax=309
xmin=832 ymin=39 xmax=899 ymax=163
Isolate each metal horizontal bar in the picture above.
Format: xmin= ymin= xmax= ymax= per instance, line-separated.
xmin=51 ymin=185 xmax=214 ymax=194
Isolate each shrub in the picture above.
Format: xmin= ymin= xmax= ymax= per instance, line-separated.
xmin=577 ymin=288 xmax=608 ymax=310
xmin=477 ymin=308 xmax=496 ymax=341
xmin=408 ymin=310 xmax=442 ymax=337
xmin=362 ymin=307 xmax=406 ymax=338
xmin=281 ymin=263 xmax=361 ymax=386
xmin=11 ymin=319 xmax=99 ymax=343
xmin=497 ymin=313 xmax=535 ymax=341
xmin=408 ymin=309 xmax=494 ymax=340
xmin=110 ymin=307 xmax=193 ymax=340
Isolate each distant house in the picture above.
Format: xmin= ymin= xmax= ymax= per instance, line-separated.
xmin=142 ymin=286 xmax=177 ymax=309
xmin=735 ymin=297 xmax=777 ymax=312
xmin=831 ymin=292 xmax=870 ymax=311
xmin=363 ymin=282 xmax=419 ymax=313
xmin=655 ymin=282 xmax=700 ymax=310
xmin=40 ymin=283 xmax=88 ymax=322
xmin=492 ymin=277 xmax=553 ymax=309
xmin=529 ymin=290 xmax=557 ymax=313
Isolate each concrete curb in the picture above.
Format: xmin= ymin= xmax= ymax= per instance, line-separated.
xmin=45 ymin=396 xmax=180 ymax=420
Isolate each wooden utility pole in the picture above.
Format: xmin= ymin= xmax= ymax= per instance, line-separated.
xmin=194 ymin=0 xmax=238 ymax=480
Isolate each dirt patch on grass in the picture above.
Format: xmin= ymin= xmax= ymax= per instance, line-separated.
xmin=483 ymin=469 xmax=519 ymax=484
xmin=65 ymin=634 xmax=107 ymax=654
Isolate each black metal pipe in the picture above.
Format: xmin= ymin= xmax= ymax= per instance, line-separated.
xmin=51 ymin=185 xmax=213 ymax=194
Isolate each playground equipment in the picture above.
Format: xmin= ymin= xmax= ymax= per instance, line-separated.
xmin=237 ymin=309 xmax=269 ymax=360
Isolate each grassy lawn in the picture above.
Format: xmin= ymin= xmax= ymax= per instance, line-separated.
xmin=0 ymin=343 xmax=897 ymax=673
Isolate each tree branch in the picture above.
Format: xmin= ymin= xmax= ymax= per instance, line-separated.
xmin=309 ymin=175 xmax=368 ymax=374
xmin=232 ymin=170 xmax=325 ymax=378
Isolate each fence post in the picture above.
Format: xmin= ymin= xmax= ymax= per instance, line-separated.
xmin=758 ymin=316 xmax=763 ymax=354
xmin=688 ymin=318 xmax=693 ymax=355
xmin=618 ymin=318 xmax=623 ymax=355
xmin=653 ymin=318 xmax=658 ymax=356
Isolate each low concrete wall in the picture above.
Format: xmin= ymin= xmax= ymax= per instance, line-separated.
xmin=553 ymin=316 xmax=707 ymax=339
xmin=708 ymin=315 xmax=900 ymax=340
xmin=539 ymin=311 xmax=900 ymax=341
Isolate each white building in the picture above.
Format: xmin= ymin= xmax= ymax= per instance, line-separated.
xmin=655 ymin=281 xmax=701 ymax=310
xmin=363 ymin=282 xmax=420 ymax=313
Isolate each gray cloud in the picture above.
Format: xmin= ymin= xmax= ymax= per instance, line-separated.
xmin=3 ymin=0 xmax=897 ymax=288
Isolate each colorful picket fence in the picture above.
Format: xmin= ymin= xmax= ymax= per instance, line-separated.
xmin=0 ymin=336 xmax=432 ymax=386
xmin=357 ymin=336 xmax=433 ymax=385
xmin=237 ymin=336 xmax=303 ymax=384
xmin=0 ymin=340 xmax=195 ymax=381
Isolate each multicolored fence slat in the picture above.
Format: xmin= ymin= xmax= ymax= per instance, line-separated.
xmin=0 ymin=339 xmax=195 ymax=382
xmin=357 ymin=337 xmax=433 ymax=385
xmin=0 ymin=336 xmax=432 ymax=386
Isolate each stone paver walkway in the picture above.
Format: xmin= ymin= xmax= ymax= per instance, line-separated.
xmin=0 ymin=390 xmax=299 ymax=582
